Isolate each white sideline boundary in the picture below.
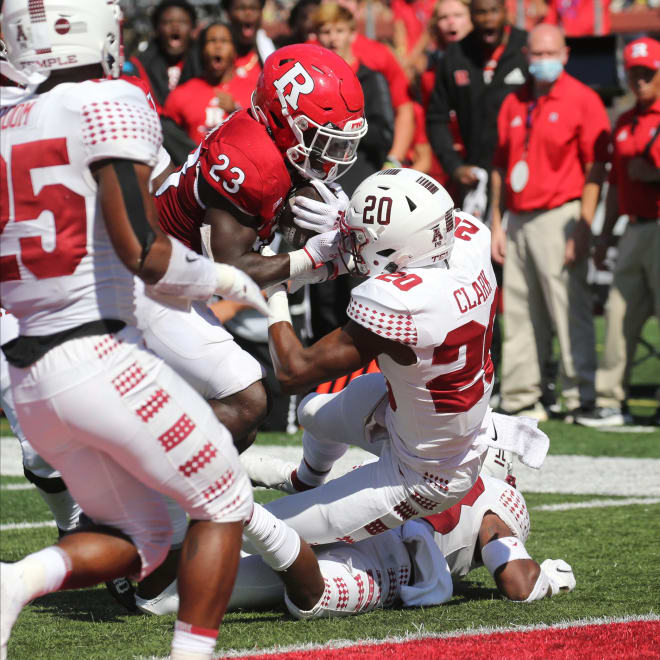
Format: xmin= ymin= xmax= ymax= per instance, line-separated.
xmin=135 ymin=614 xmax=660 ymax=659
xmin=3 ymin=435 xmax=660 ymax=495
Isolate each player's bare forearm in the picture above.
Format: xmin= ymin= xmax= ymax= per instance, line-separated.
xmin=94 ymin=159 xmax=172 ymax=283
xmin=205 ymin=202 xmax=291 ymax=287
xmin=268 ymin=324 xmax=367 ymax=394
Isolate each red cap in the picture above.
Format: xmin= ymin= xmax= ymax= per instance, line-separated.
xmin=624 ymin=37 xmax=660 ymax=71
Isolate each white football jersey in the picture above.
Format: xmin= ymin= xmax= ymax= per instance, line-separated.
xmin=0 ymin=79 xmax=162 ymax=335
xmin=421 ymin=474 xmax=530 ymax=578
xmin=347 ymin=213 xmax=497 ymax=472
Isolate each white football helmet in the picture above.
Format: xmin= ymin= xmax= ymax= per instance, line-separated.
xmin=339 ymin=168 xmax=455 ymax=276
xmin=1 ymin=0 xmax=123 ymax=78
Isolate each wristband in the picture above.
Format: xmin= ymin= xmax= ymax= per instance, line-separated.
xmin=481 ymin=536 xmax=531 ymax=575
xmin=267 ymin=287 xmax=292 ymax=327
xmin=151 ymin=236 xmax=217 ymax=301
xmin=289 ymin=249 xmax=314 ymax=278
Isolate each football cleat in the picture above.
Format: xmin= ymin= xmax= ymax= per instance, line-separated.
xmin=105 ymin=577 xmax=138 ymax=613
xmin=240 ymin=453 xmax=300 ymax=494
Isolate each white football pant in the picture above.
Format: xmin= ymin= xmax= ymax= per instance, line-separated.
xmin=265 ymin=374 xmax=483 ymax=544
xmin=8 ymin=327 xmax=252 ymax=579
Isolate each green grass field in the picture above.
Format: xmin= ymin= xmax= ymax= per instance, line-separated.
xmin=1 ymin=318 xmax=659 ymax=658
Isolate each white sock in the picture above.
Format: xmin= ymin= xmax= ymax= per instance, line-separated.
xmin=36 ymin=488 xmax=81 ymax=532
xmin=170 ymin=620 xmax=217 ymax=660
xmin=16 ymin=546 xmax=71 ymax=602
xmin=243 ymin=503 xmax=300 ymax=571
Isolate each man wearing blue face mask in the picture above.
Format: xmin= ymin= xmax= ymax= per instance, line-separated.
xmin=489 ymin=23 xmax=610 ymax=422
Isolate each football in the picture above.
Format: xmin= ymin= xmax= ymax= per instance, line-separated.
xmin=277 ymin=183 xmax=324 ymax=249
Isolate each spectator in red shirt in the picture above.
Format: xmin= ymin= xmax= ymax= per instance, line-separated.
xmin=490 ymin=23 xmax=610 ymax=420
xmin=543 ymin=0 xmax=611 ymax=36
xmin=164 ymin=22 xmax=258 ymax=144
xmin=576 ymin=37 xmax=660 ymax=428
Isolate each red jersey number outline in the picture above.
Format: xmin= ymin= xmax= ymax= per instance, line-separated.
xmin=375 ymin=271 xmax=422 ymax=291
xmin=1 ymin=138 xmax=87 ymax=282
xmin=425 ymin=296 xmax=497 ymax=413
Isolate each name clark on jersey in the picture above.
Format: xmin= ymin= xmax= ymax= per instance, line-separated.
xmin=453 ymin=269 xmax=493 ymax=313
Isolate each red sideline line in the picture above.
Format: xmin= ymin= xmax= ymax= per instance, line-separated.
xmin=234 ymin=620 xmax=660 ymax=660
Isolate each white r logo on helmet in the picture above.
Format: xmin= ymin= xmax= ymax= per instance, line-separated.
xmin=631 ymin=43 xmax=649 ymax=58
xmin=273 ymin=62 xmax=314 ymax=112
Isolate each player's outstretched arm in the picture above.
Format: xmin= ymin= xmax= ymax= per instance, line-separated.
xmin=267 ymin=287 xmax=414 ymax=393
xmin=95 ymin=159 xmax=268 ymax=314
xmin=205 ymin=203 xmax=292 ymax=288
xmin=94 ymin=158 xmax=173 ymax=282
xmin=477 ymin=512 xmax=576 ymax=602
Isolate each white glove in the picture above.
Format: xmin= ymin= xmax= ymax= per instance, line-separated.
xmin=214 ymin=263 xmax=269 ymax=316
xmin=301 ymin=228 xmax=341 ymax=268
xmin=291 ymin=180 xmax=349 ymax=233
xmin=540 ymin=559 xmax=576 ymax=596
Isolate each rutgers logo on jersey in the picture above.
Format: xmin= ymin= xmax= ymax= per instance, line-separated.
xmin=273 ymin=61 xmax=315 ymax=112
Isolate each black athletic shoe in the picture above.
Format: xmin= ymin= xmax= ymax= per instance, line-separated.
xmin=105 ymin=577 xmax=138 ymax=613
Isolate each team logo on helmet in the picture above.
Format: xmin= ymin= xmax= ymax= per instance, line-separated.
xmin=273 ymin=61 xmax=314 ymax=112
xmin=54 ymin=18 xmax=70 ymax=34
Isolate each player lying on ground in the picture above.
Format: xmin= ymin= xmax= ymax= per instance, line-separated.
xmin=136 ymin=459 xmax=575 ymax=616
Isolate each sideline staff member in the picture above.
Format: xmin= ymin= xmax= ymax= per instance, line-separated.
xmin=490 ymin=24 xmax=610 ymax=420
xmin=577 ymin=37 xmax=660 ymax=428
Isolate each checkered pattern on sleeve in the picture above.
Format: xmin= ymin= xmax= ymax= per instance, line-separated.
xmin=347 ymin=289 xmax=418 ymax=346
xmin=81 ymin=86 xmax=162 ymax=167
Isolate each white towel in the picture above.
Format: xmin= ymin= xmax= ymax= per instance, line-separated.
xmin=487 ymin=412 xmax=550 ymax=470
xmin=461 ymin=167 xmax=489 ymax=219
xmin=399 ymin=519 xmax=453 ymax=607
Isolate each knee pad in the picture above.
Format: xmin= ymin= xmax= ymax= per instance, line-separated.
xmin=297 ymin=373 xmax=387 ymax=448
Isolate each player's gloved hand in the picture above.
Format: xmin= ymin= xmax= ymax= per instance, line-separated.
xmin=214 ymin=263 xmax=268 ymax=316
xmin=291 ymin=180 xmax=349 ymax=233
xmin=540 ymin=559 xmax=576 ymax=595
xmin=301 ymin=228 xmax=341 ymax=269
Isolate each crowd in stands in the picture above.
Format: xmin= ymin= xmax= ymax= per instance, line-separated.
xmin=118 ymin=0 xmax=660 ymax=429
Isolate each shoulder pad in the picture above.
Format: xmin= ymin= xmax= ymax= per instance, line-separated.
xmin=79 ymin=80 xmax=162 ymax=168
xmin=348 ymin=278 xmax=418 ymax=346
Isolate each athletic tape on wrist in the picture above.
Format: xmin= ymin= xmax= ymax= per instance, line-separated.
xmin=268 ymin=289 xmax=292 ymax=327
xmin=289 ymin=249 xmax=314 ymax=278
xmin=481 ymin=536 xmax=531 ymax=575
xmin=151 ymin=237 xmax=217 ymax=301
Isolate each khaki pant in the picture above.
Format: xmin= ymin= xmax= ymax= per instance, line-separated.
xmin=596 ymin=220 xmax=660 ymax=408
xmin=501 ymin=200 xmax=596 ymax=412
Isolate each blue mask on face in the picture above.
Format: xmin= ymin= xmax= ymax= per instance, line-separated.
xmin=528 ymin=59 xmax=563 ymax=83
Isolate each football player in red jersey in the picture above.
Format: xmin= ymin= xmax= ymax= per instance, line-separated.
xmin=145 ymin=43 xmax=367 ymax=456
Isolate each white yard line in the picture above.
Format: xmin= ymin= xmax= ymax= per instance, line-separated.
xmin=1 ymin=520 xmax=56 ymax=531
xmin=534 ymin=497 xmax=660 ymax=511
xmin=4 ymin=436 xmax=660 ymax=495
xmin=136 ymin=614 xmax=660 ymax=660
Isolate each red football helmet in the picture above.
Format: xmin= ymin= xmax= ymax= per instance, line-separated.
xmin=251 ymin=44 xmax=367 ymax=183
